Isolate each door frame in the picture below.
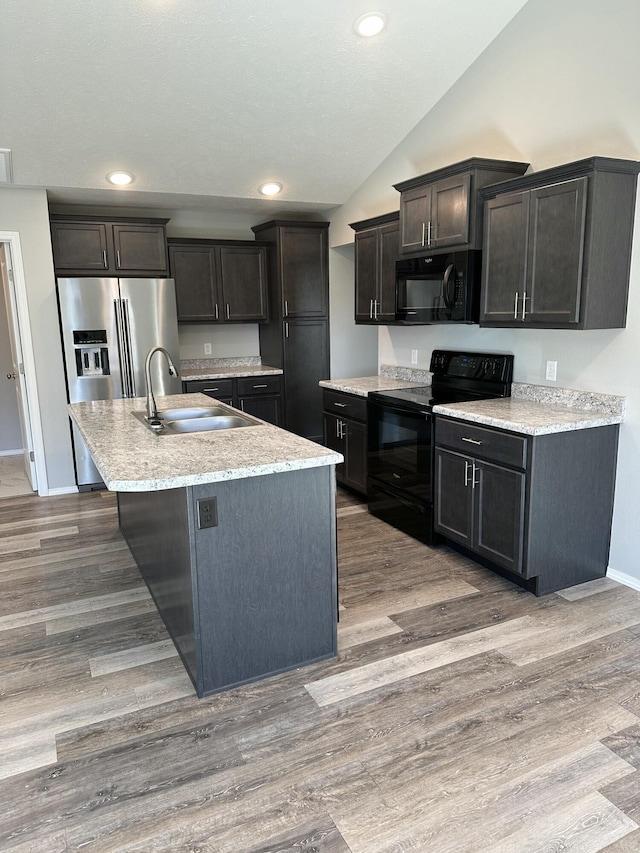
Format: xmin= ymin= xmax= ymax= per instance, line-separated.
xmin=0 ymin=232 xmax=48 ymax=495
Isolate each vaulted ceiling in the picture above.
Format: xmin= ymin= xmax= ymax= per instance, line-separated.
xmin=2 ymin=0 xmax=529 ymax=214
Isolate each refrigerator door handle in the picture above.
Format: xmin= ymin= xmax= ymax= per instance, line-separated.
xmin=120 ymin=298 xmax=136 ymax=397
xmin=114 ymin=299 xmax=132 ymax=397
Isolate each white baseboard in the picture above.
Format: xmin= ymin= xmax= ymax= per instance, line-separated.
xmin=42 ymin=486 xmax=79 ymax=497
xmin=0 ymin=449 xmax=24 ymax=457
xmin=607 ymin=567 xmax=640 ymax=593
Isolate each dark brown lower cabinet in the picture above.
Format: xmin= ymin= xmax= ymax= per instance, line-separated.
xmin=118 ymin=466 xmax=337 ymax=697
xmin=434 ymin=416 xmax=619 ymax=595
xmin=282 ymin=319 xmax=329 ymax=443
xmin=183 ymin=375 xmax=282 ymax=426
xmin=322 ymin=389 xmax=368 ymax=496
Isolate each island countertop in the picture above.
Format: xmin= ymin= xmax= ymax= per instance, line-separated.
xmin=68 ymin=393 xmax=342 ymax=492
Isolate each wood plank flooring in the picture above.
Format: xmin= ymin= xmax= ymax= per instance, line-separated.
xmin=1 ymin=486 xmax=640 ymax=851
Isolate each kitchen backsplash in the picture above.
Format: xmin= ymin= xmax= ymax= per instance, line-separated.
xmin=379 ymin=364 xmax=432 ymax=384
xmin=180 ymin=356 xmax=262 ymax=371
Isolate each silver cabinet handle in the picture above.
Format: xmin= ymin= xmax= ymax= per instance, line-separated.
xmin=214 ymin=304 xmax=219 ymax=320
xmin=514 ymin=292 xmax=519 ymax=319
xmin=370 ymin=299 xmax=374 ymax=320
xmin=225 ymin=304 xmax=230 ymax=320
xmin=252 ymin=384 xmax=268 ymax=389
xmin=464 ymin=460 xmax=472 ymax=487
xmin=240 ymin=400 xmax=245 ymax=412
xmin=374 ymin=299 xmax=379 ymax=321
xmin=427 ymin=221 xmax=432 ymax=246
xmin=284 ymin=300 xmax=289 ymax=316
xmin=285 ymin=322 xmax=289 ymax=338
xmin=473 ymin=462 xmax=480 ymax=488
xmin=333 ymin=402 xmax=347 ymax=408
xmin=521 ymin=291 xmax=528 ymax=321
xmin=204 ymin=388 xmax=220 ymax=392
xmin=103 ymin=249 xmax=108 ymax=269
xmin=116 ymin=250 xmax=121 ymax=268
xmin=405 ymin=311 xmax=418 ymax=315
xmin=421 ymin=222 xmax=426 ymax=247
xmin=461 ymin=437 xmax=482 ymax=445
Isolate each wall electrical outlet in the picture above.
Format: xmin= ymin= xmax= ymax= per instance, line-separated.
xmin=545 ymin=360 xmax=558 ymax=381
xmin=411 ymin=349 xmax=418 ymax=365
xmin=204 ymin=342 xmax=212 ymax=355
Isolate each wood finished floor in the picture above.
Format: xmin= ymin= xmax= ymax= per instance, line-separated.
xmin=1 ymin=488 xmax=640 ymax=851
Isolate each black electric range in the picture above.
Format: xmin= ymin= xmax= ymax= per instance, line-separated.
xmin=367 ymin=350 xmax=514 ymax=544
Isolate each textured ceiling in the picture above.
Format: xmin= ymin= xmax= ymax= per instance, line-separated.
xmin=1 ymin=0 xmax=529 ymax=214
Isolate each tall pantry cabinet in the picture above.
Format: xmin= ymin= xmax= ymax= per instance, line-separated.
xmin=252 ymin=220 xmax=330 ymax=443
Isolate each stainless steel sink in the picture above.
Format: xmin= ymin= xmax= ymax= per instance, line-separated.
xmin=157 ymin=406 xmax=229 ymax=420
xmin=163 ymin=415 xmax=255 ymax=433
xmin=132 ymin=408 xmax=258 ymax=434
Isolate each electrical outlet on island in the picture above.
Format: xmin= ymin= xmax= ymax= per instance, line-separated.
xmin=204 ymin=342 xmax=212 ymax=355
xmin=545 ymin=360 xmax=557 ymax=381
xmin=411 ymin=349 xmax=418 ymax=365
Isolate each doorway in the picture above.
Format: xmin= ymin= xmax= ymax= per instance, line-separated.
xmin=0 ymin=234 xmax=47 ymax=495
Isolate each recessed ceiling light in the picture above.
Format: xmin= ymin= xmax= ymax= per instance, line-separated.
xmin=354 ymin=12 xmax=386 ymax=37
xmin=106 ymin=170 xmax=135 ymax=186
xmin=259 ymin=181 xmax=283 ymax=197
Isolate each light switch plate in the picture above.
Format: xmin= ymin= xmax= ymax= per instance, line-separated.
xmin=545 ymin=360 xmax=557 ymax=381
xmin=204 ymin=342 xmax=212 ymax=355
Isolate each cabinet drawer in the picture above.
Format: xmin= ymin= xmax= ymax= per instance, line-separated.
xmin=436 ymin=418 xmax=527 ymax=469
xmin=322 ymin=390 xmax=367 ymax=422
xmin=183 ymin=379 xmax=234 ymax=398
xmin=237 ymin=375 xmax=282 ymax=396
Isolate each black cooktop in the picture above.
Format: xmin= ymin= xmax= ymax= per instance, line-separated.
xmin=369 ymin=350 xmax=514 ymax=413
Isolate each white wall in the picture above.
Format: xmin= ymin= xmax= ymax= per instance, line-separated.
xmin=329 ymin=0 xmax=640 ymax=583
xmin=0 ymin=187 xmax=75 ymax=490
xmin=0 ymin=245 xmax=22 ymax=452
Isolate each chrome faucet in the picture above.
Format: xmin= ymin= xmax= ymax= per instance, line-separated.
xmin=145 ymin=346 xmax=178 ymax=421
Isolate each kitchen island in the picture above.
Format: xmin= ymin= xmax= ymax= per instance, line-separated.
xmin=69 ymin=393 xmax=342 ymax=697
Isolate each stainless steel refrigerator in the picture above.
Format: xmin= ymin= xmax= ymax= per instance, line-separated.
xmin=57 ymin=277 xmax=182 ymax=489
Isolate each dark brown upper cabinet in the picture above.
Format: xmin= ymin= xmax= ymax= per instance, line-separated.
xmin=479 ymin=157 xmax=640 ymax=329
xmin=253 ymin=221 xmax=329 ymax=318
xmin=393 ymin=158 xmax=529 ymax=256
xmin=167 ymin=239 xmax=268 ymax=323
xmin=350 ymin=212 xmax=399 ymax=324
xmin=50 ymin=215 xmax=169 ymax=276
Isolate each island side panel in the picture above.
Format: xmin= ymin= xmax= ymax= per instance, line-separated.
xmin=191 ymin=466 xmax=337 ymax=696
xmin=117 ymin=488 xmax=198 ymax=689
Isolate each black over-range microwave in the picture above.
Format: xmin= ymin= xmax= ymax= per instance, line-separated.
xmin=395 ymin=249 xmax=482 ymax=324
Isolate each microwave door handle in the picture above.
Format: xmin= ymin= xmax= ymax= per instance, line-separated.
xmin=441 ymin=263 xmax=455 ymax=310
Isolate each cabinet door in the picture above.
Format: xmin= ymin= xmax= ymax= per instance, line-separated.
xmin=283 ymin=318 xmax=329 ymax=441
xmin=112 ymin=224 xmax=168 ymax=273
xmin=525 ymin=178 xmax=587 ymax=325
xmin=377 ymin=220 xmax=400 ymax=322
xmin=51 ymin=222 xmax=109 ymax=272
xmin=434 ymin=448 xmax=473 ymax=547
xmin=354 ymin=229 xmax=378 ymax=323
xmin=474 ymin=461 xmax=526 ymax=575
xmin=343 ymin=419 xmax=367 ymax=494
xmin=239 ymin=393 xmax=282 ymax=426
xmin=169 ymin=245 xmax=220 ymax=322
xmin=480 ymin=191 xmax=530 ymax=323
xmin=323 ymin=412 xmax=346 ymax=485
xmin=219 ymin=245 xmax=268 ymax=321
xmin=280 ymin=227 xmax=328 ymax=317
xmin=399 ymin=184 xmax=431 ymax=254
xmin=431 ymin=173 xmax=471 ymax=248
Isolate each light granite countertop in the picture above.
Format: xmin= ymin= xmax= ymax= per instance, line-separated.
xmin=68 ymin=393 xmax=342 ymax=492
xmin=319 ymin=376 xmax=426 ymax=397
xmin=433 ymin=397 xmax=624 ymax=436
xmin=181 ymin=365 xmax=283 ymax=382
